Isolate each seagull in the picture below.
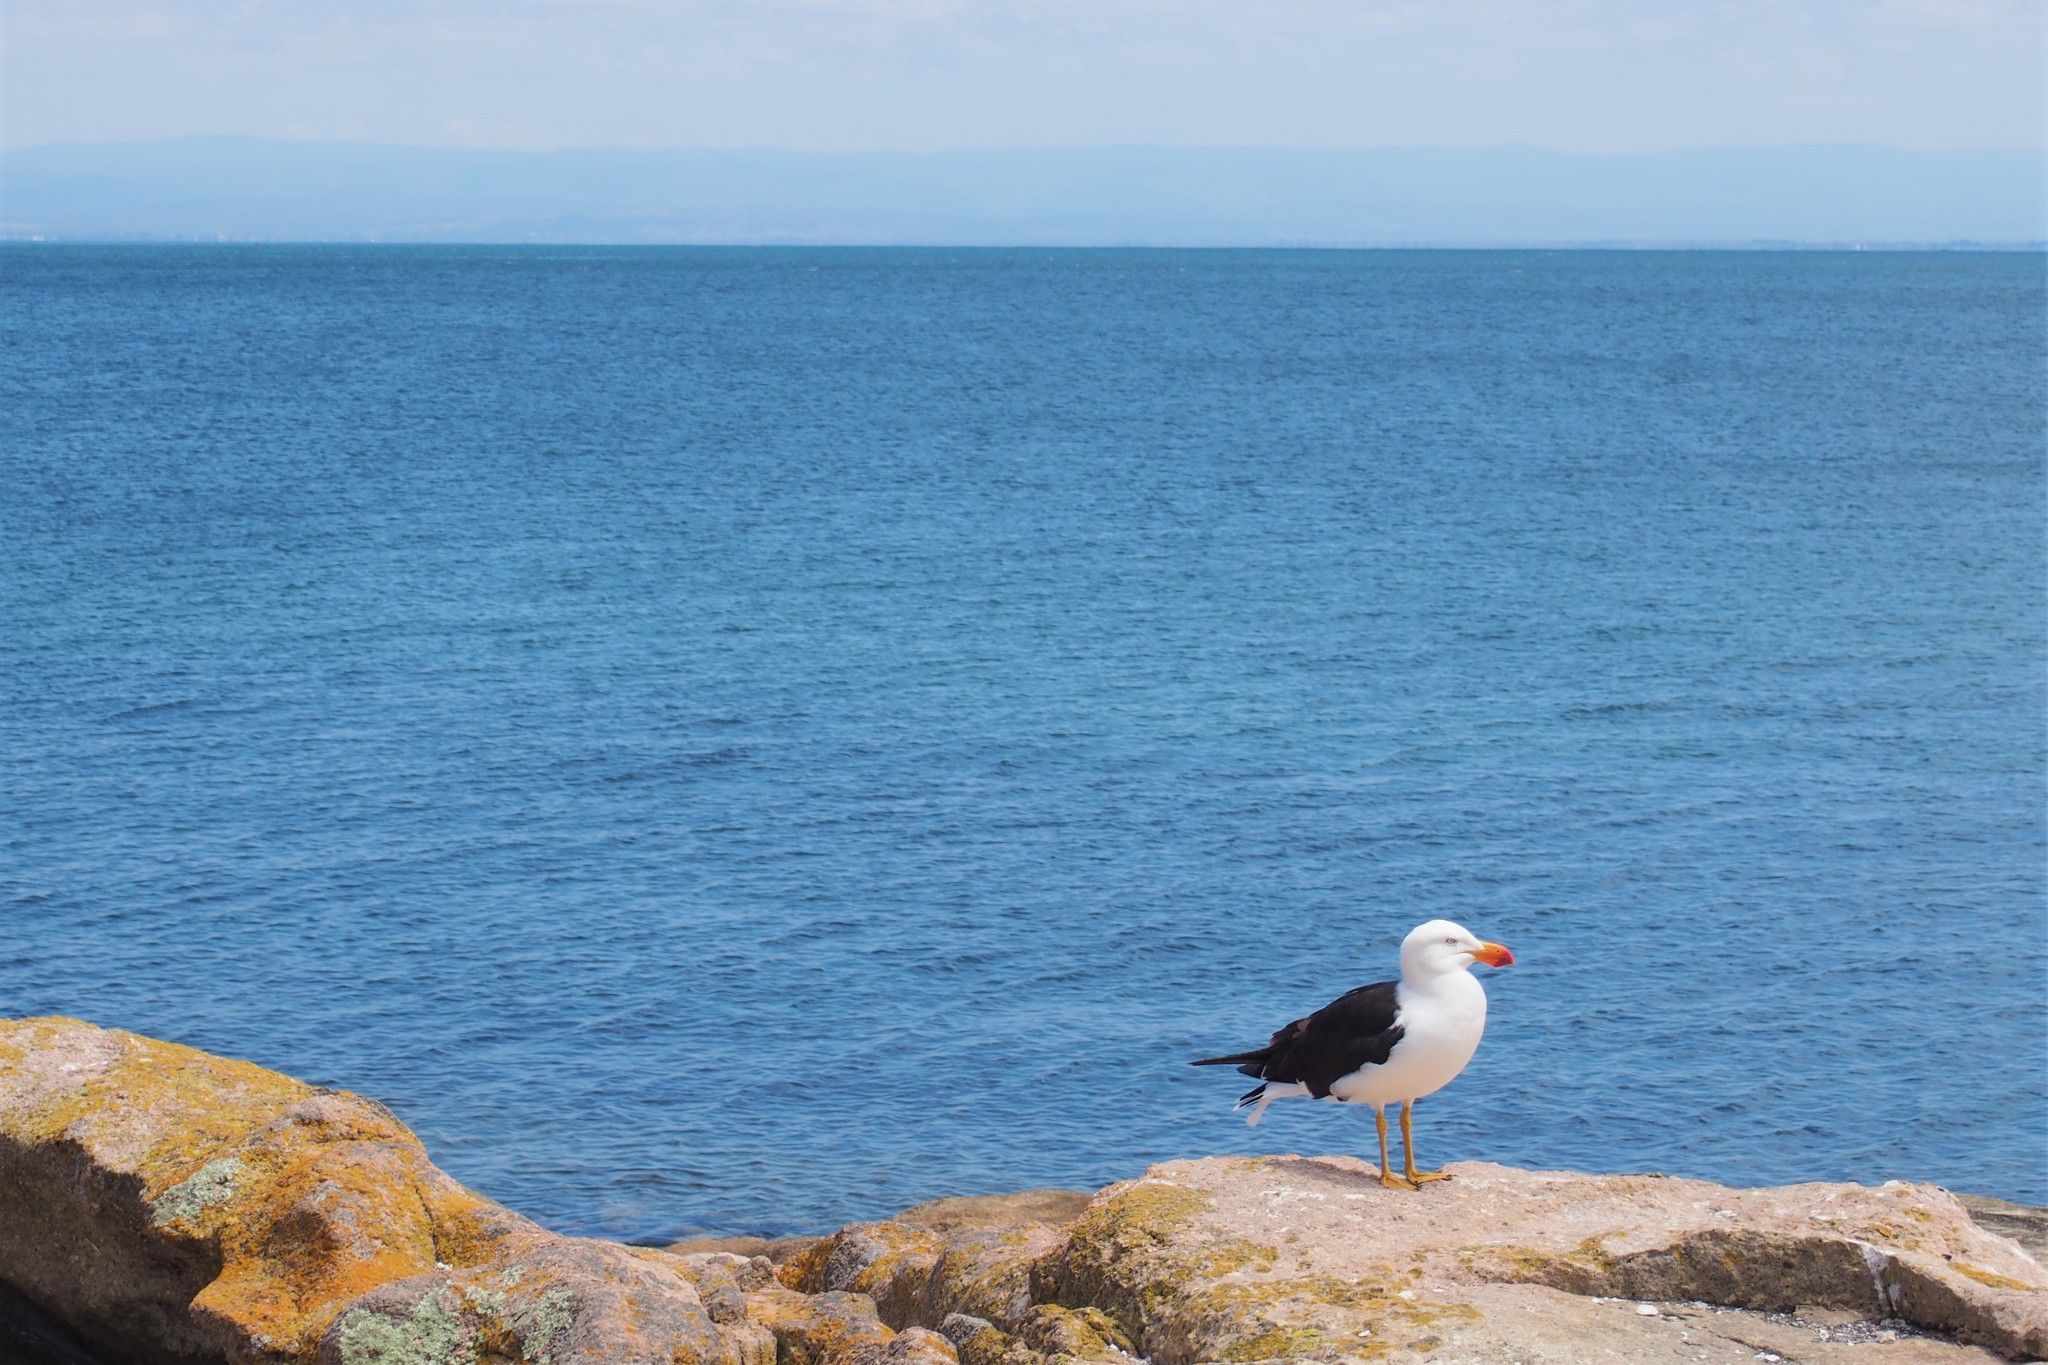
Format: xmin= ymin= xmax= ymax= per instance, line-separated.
xmin=1192 ymin=919 xmax=1514 ymax=1190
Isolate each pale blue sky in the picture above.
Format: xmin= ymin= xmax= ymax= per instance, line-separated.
xmin=3 ymin=0 xmax=2041 ymax=153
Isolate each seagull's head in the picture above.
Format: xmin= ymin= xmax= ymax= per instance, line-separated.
xmin=1401 ymin=919 xmax=1514 ymax=979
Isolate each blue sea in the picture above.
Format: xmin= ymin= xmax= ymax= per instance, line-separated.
xmin=2 ymin=246 xmax=2042 ymax=1241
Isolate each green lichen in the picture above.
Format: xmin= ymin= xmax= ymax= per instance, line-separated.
xmin=1172 ymin=1267 xmax=1480 ymax=1364
xmin=949 ymin=1320 xmax=1014 ymax=1365
xmin=337 ymin=1288 xmax=478 ymax=1365
xmin=1128 ymin=1239 xmax=1276 ymax=1335
xmin=510 ymin=1287 xmax=574 ymax=1363
xmin=446 ymin=1269 xmax=573 ymax=1365
xmin=1053 ymin=1181 xmax=1486 ymax=1362
xmin=1471 ymin=1232 xmax=1624 ymax=1295
xmin=1217 ymin=1324 xmax=1330 ymax=1361
xmin=151 ymin=1157 xmax=249 ymax=1227
xmin=1015 ymin=1303 xmax=1133 ymax=1358
xmin=1180 ymin=1273 xmax=1364 ymax=1319
xmin=842 ymin=1232 xmax=943 ymax=1327
xmin=1193 ymin=1238 xmax=1276 ymax=1280
xmin=1074 ymin=1182 xmax=1213 ymax=1247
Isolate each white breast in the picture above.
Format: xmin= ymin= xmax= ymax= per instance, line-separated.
xmin=1326 ymin=972 xmax=1488 ymax=1107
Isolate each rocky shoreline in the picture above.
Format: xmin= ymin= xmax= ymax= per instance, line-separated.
xmin=1 ymin=1016 xmax=2042 ymax=1365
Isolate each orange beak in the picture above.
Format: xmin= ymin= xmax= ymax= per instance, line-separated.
xmin=1472 ymin=941 xmax=1514 ymax=968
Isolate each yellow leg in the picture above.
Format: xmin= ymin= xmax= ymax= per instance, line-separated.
xmin=1400 ymin=1102 xmax=1451 ymax=1185
xmin=1376 ymin=1108 xmax=1417 ymax=1190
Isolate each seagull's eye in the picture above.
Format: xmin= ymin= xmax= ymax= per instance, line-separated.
xmin=1445 ymin=936 xmax=1457 ymax=945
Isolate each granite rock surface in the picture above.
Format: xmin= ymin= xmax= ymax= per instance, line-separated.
xmin=3 ymin=1016 xmax=2043 ymax=1365
xmin=774 ymin=1161 xmax=2048 ymax=1362
xmin=0 ymin=1017 xmax=744 ymax=1365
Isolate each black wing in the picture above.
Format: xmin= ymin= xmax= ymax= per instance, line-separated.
xmin=1191 ymin=980 xmax=1403 ymax=1099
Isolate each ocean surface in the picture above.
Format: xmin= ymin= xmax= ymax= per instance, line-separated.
xmin=1 ymin=246 xmax=2042 ymax=1241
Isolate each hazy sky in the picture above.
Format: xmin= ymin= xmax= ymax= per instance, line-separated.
xmin=3 ymin=0 xmax=2041 ymax=153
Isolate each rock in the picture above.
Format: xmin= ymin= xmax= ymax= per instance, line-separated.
xmin=786 ymin=1190 xmax=1084 ymax=1338
xmin=1035 ymin=1156 xmax=2048 ymax=1363
xmin=10 ymin=1015 xmax=2044 ymax=1365
xmin=623 ymin=1255 xmax=779 ymax=1365
xmin=784 ymin=1192 xmax=1124 ymax=1365
xmin=1960 ymin=1194 xmax=2048 ymax=1265
xmin=635 ymin=1249 xmax=778 ymax=1305
xmin=882 ymin=1326 xmax=961 ymax=1365
xmin=315 ymin=1240 xmax=732 ymax=1365
xmin=0 ymin=1282 xmax=112 ymax=1365
xmin=895 ymin=1192 xmax=1095 ymax=1236
xmin=744 ymin=1284 xmax=950 ymax=1365
xmin=665 ymin=1234 xmax=824 ymax=1265
xmin=0 ymin=1016 xmax=730 ymax=1365
xmin=718 ymin=1154 xmax=2048 ymax=1364
xmin=1009 ymin=1303 xmax=1133 ymax=1358
xmin=936 ymin=1311 xmax=1005 ymax=1361
xmin=782 ymin=1220 xmax=948 ymax=1327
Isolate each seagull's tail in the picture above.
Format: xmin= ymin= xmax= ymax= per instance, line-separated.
xmin=1191 ymin=1048 xmax=1273 ymax=1079
xmin=1233 ymin=1080 xmax=1308 ymax=1127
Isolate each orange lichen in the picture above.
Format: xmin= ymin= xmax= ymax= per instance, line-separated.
xmin=781 ymin=1237 xmax=836 ymax=1292
xmin=1948 ymin=1263 xmax=2035 ymax=1292
xmin=0 ymin=1017 xmax=532 ymax=1363
xmin=746 ymin=1287 xmax=896 ymax=1365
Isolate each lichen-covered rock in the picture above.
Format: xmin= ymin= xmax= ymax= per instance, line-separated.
xmin=880 ymin=1326 xmax=960 ymax=1365
xmin=664 ymin=1234 xmax=822 ymax=1265
xmin=1008 ymin=1303 xmax=1132 ymax=1359
xmin=894 ymin=1193 xmax=1094 ymax=1237
xmin=1958 ymin=1195 xmax=2048 ymax=1265
xmin=743 ymin=1284 xmax=942 ymax=1365
xmin=317 ymin=1240 xmax=733 ymax=1365
xmin=936 ymin=1312 xmax=1011 ymax=1365
xmin=788 ymin=1191 xmax=1084 ymax=1337
xmin=0 ymin=1017 xmax=727 ymax=1365
xmin=636 ymin=1248 xmax=779 ymax=1318
xmin=0 ymin=1016 xmax=524 ymax=1362
xmin=632 ymin=1247 xmax=799 ymax=1364
xmin=10 ymin=1016 xmax=2044 ymax=1365
xmin=782 ymin=1221 xmax=948 ymax=1327
xmin=1039 ymin=1156 xmax=2048 ymax=1364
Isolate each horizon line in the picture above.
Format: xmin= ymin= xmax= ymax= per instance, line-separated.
xmin=7 ymin=238 xmax=2043 ymax=252
xmin=7 ymin=135 xmax=2043 ymax=158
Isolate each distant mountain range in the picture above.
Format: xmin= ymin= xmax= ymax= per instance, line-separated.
xmin=1 ymin=138 xmax=2039 ymax=246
